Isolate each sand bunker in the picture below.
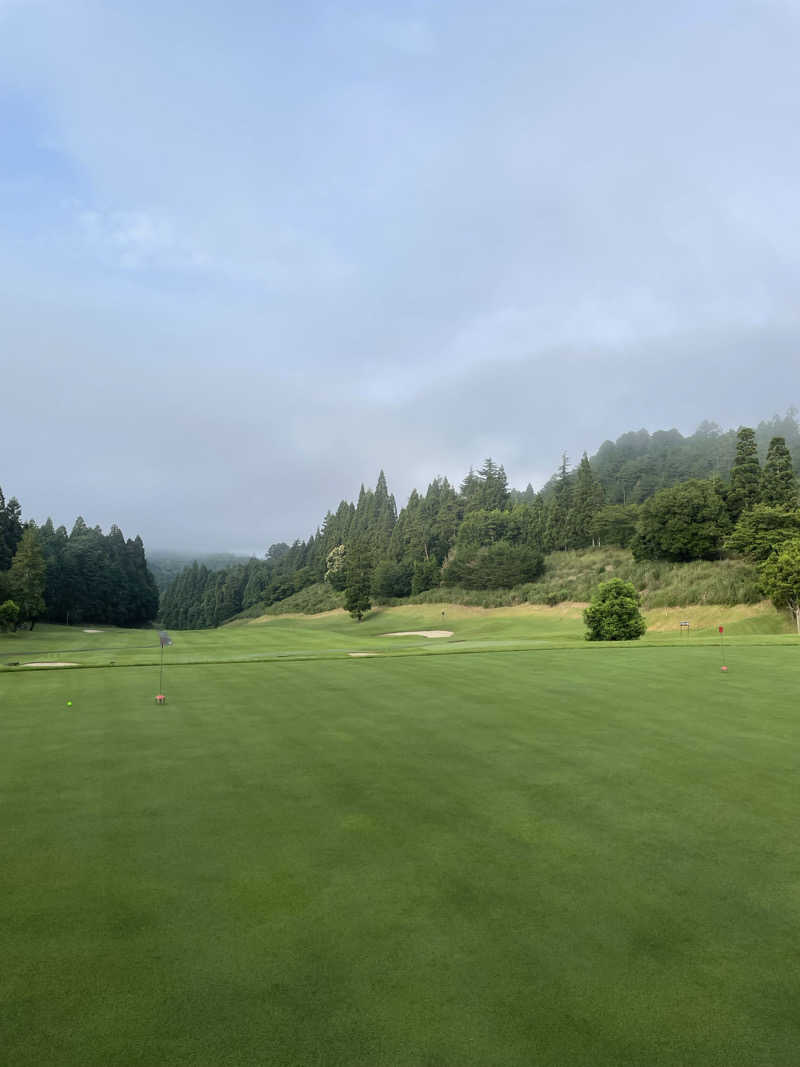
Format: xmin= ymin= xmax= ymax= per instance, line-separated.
xmin=348 ymin=652 xmax=378 ymax=657
xmin=382 ymin=630 xmax=453 ymax=639
xmin=23 ymin=661 xmax=79 ymax=668
xmin=83 ymin=629 xmax=103 ymax=633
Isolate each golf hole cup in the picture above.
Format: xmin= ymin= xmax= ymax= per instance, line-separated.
xmin=156 ymin=694 xmax=166 ymax=705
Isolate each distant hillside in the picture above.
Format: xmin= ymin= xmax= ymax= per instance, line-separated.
xmin=159 ymin=408 xmax=800 ymax=630
xmin=147 ymin=552 xmax=253 ymax=593
xmin=581 ymin=411 xmax=800 ymax=506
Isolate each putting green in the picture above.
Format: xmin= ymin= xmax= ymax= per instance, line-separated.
xmin=2 ymin=617 xmax=799 ymax=1064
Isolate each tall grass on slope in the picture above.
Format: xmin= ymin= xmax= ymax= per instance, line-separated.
xmin=245 ymin=582 xmax=344 ymax=617
xmin=536 ymin=548 xmax=762 ymax=608
xmin=410 ymin=548 xmax=762 ymax=609
xmin=239 ymin=550 xmax=763 ymax=617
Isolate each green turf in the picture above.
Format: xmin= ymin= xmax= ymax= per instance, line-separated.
xmin=0 ymin=601 xmax=792 ymax=675
xmin=2 ymin=617 xmax=800 ymax=1064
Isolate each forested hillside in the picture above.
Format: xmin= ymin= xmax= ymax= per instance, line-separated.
xmin=583 ymin=410 xmax=800 ymax=504
xmin=160 ymin=410 xmax=800 ymax=629
xmin=147 ymin=552 xmax=251 ymax=593
xmin=0 ymin=490 xmax=159 ymax=629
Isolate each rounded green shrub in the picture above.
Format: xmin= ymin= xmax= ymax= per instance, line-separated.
xmin=583 ymin=578 xmax=647 ymax=641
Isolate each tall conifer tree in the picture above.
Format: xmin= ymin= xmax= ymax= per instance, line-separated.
xmin=544 ymin=453 xmax=571 ymax=550
xmin=569 ymin=453 xmax=604 ymax=547
xmin=9 ymin=525 xmax=47 ymax=629
xmin=761 ymin=437 xmax=798 ymax=507
xmin=0 ymin=488 xmax=23 ymax=570
xmin=728 ymin=427 xmax=761 ymax=519
xmin=344 ymin=539 xmax=372 ymax=621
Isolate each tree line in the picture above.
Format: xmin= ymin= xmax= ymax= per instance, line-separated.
xmin=160 ymin=410 xmax=800 ymax=628
xmin=7 ymin=409 xmax=798 ymax=634
xmin=147 ymin=552 xmax=250 ymax=593
xmin=0 ymin=489 xmax=159 ymax=630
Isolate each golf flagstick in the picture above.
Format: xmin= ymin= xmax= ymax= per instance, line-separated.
xmin=157 ymin=631 xmax=172 ymax=702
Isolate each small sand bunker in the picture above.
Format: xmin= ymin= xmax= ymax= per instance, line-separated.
xmin=83 ymin=629 xmax=103 ymax=633
xmin=382 ymin=630 xmax=453 ymax=639
xmin=23 ymin=661 xmax=79 ymax=668
xmin=348 ymin=652 xmax=378 ymax=657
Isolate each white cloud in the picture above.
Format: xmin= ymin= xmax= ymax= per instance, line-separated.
xmin=3 ymin=1 xmax=800 ymax=549
xmin=74 ymin=205 xmax=354 ymax=292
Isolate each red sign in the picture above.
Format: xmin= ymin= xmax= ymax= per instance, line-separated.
xmin=718 ymin=626 xmax=724 ymax=633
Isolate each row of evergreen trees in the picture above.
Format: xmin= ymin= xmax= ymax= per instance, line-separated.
xmin=586 ymin=410 xmax=800 ymax=505
xmin=160 ymin=411 xmax=800 ymax=629
xmin=6 ymin=409 xmax=797 ymax=633
xmin=630 ymin=430 xmax=799 ymax=563
xmin=0 ymin=490 xmax=159 ymax=629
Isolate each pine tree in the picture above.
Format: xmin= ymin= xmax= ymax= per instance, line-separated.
xmin=728 ymin=427 xmax=761 ymax=518
xmin=38 ymin=519 xmax=69 ymax=622
xmin=104 ymin=525 xmax=131 ymax=625
xmin=242 ymin=559 xmax=268 ymax=609
xmin=9 ymin=525 xmax=47 ymax=629
xmin=371 ymin=470 xmax=397 ymax=558
xmin=761 ymin=437 xmax=798 ymax=508
xmin=390 ymin=490 xmax=424 ymax=561
xmin=544 ymin=453 xmax=571 ymax=550
xmin=756 ymin=408 xmax=800 ymax=463
xmin=568 ymin=453 xmax=603 ymax=547
xmin=218 ymin=566 xmax=245 ymax=620
xmin=460 ymin=467 xmax=480 ymax=513
xmin=0 ymin=488 xmax=23 ymax=570
xmin=429 ymin=478 xmax=459 ymax=560
xmin=344 ymin=539 xmax=372 ymax=621
xmin=461 ymin=460 xmax=510 ymax=514
xmin=130 ymin=535 xmax=159 ymax=623
xmin=477 ymin=458 xmax=510 ymax=511
xmin=507 ymin=495 xmax=546 ymax=551
xmin=352 ymin=485 xmax=374 ymax=538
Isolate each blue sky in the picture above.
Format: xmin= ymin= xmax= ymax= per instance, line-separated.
xmin=2 ymin=0 xmax=800 ymax=551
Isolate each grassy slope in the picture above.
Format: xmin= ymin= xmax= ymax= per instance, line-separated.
xmin=3 ymin=637 xmax=800 ymax=1065
xmin=240 ymin=549 xmax=763 ymax=620
xmin=236 ymin=550 xmax=763 ymax=618
xmin=0 ymin=599 xmax=791 ymax=675
xmin=410 ymin=547 xmax=762 ymax=609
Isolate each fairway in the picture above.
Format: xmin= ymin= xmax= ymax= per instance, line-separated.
xmin=2 ymin=618 xmax=800 ymax=1064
